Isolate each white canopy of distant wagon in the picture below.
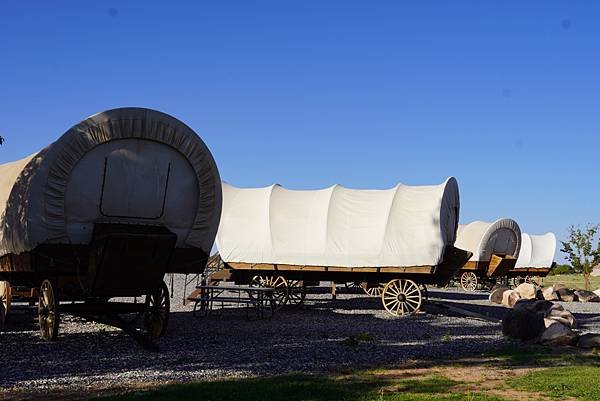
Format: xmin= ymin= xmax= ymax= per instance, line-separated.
xmin=453 ymin=219 xmax=521 ymax=291
xmin=508 ymin=232 xmax=557 ymax=286
xmin=515 ymin=233 xmax=556 ymax=269
xmin=217 ymin=178 xmax=460 ymax=268
xmin=455 ymin=219 xmax=522 ymax=262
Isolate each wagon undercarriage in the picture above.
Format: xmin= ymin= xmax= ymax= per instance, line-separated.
xmin=202 ymin=246 xmax=471 ymax=317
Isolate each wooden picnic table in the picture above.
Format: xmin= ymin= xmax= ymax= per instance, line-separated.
xmin=189 ymin=284 xmax=276 ymax=319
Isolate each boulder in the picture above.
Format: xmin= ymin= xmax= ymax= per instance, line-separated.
xmin=556 ymin=287 xmax=578 ymax=302
xmin=502 ymin=309 xmax=545 ymax=341
xmin=542 ymin=286 xmax=560 ymax=301
xmin=553 ymin=283 xmax=567 ymax=291
xmin=515 ymin=283 xmax=540 ymax=300
xmin=574 ymin=290 xmax=600 ymax=302
xmin=513 ymin=299 xmax=554 ymax=315
xmin=545 ymin=306 xmax=577 ymax=329
xmin=577 ymin=333 xmax=600 ymax=348
xmin=502 ymin=289 xmax=521 ymax=308
xmin=489 ymin=286 xmax=509 ymax=304
xmin=540 ymin=319 xmax=579 ymax=346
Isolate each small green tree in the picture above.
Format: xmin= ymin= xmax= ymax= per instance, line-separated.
xmin=560 ymin=224 xmax=600 ymax=291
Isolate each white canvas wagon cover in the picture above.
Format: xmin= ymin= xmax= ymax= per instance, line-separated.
xmin=515 ymin=232 xmax=556 ymax=269
xmin=0 ymin=108 xmax=221 ymax=256
xmin=216 ymin=178 xmax=460 ymax=268
xmin=454 ymin=219 xmax=521 ymax=262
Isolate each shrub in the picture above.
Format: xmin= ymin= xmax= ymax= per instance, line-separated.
xmin=549 ymin=264 xmax=575 ymax=275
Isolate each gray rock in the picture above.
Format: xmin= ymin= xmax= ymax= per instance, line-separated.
xmin=502 ymin=290 xmax=521 ymax=308
xmin=502 ymin=309 xmax=545 ymax=341
xmin=557 ymin=287 xmax=578 ymax=302
xmin=577 ymin=333 xmax=600 ymax=348
xmin=553 ymin=283 xmax=567 ymax=291
xmin=542 ymin=286 xmax=559 ymax=301
xmin=513 ymin=299 xmax=554 ymax=315
xmin=574 ymin=290 xmax=600 ymax=302
xmin=545 ymin=306 xmax=577 ymax=329
xmin=540 ymin=319 xmax=579 ymax=346
xmin=489 ymin=286 xmax=509 ymax=304
xmin=515 ymin=283 xmax=539 ymax=300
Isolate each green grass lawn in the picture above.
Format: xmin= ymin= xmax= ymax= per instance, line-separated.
xmin=540 ymin=273 xmax=600 ymax=290
xmin=509 ymin=366 xmax=600 ymax=401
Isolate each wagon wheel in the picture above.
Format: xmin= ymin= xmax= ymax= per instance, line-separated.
xmin=0 ymin=281 xmax=11 ymax=329
xmin=144 ymin=281 xmax=170 ymax=338
xmin=362 ymin=282 xmax=384 ymax=297
xmin=381 ymin=279 xmax=422 ymax=316
xmin=460 ymin=272 xmax=478 ymax=292
xmin=418 ymin=284 xmax=429 ymax=301
xmin=251 ymin=275 xmax=289 ymax=311
xmin=287 ymin=280 xmax=306 ymax=305
xmin=38 ymin=280 xmax=59 ymax=341
xmin=344 ymin=281 xmax=363 ymax=293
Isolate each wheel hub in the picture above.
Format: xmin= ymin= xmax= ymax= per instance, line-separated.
xmin=397 ymin=294 xmax=406 ymax=302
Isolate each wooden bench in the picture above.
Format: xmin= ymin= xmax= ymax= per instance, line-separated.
xmin=188 ymin=285 xmax=276 ymax=319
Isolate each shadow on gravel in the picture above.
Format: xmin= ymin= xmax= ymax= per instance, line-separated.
xmin=428 ymin=289 xmax=489 ymax=301
xmin=0 ymin=291 xmax=507 ymax=392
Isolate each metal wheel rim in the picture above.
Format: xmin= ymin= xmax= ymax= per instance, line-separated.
xmin=381 ymin=279 xmax=422 ymax=316
xmin=362 ymin=283 xmax=384 ymax=297
xmin=39 ymin=280 xmax=59 ymax=341
xmin=287 ymin=280 xmax=306 ymax=305
xmin=144 ymin=282 xmax=170 ymax=338
xmin=460 ymin=272 xmax=478 ymax=291
xmin=251 ymin=275 xmax=289 ymax=311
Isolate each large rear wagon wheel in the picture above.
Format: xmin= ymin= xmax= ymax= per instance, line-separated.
xmin=39 ymin=280 xmax=59 ymax=341
xmin=460 ymin=272 xmax=478 ymax=292
xmin=251 ymin=275 xmax=289 ymax=311
xmin=381 ymin=279 xmax=422 ymax=316
xmin=144 ymin=281 xmax=170 ymax=338
xmin=0 ymin=281 xmax=11 ymax=329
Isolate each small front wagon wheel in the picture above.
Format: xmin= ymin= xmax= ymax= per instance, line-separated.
xmin=251 ymin=275 xmax=289 ymax=311
xmin=460 ymin=272 xmax=478 ymax=292
xmin=381 ymin=279 xmax=422 ymax=316
xmin=39 ymin=279 xmax=59 ymax=341
xmin=287 ymin=280 xmax=306 ymax=305
xmin=362 ymin=282 xmax=384 ymax=297
xmin=144 ymin=281 xmax=170 ymax=338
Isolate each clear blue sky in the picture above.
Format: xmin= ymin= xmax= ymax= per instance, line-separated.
xmin=1 ymin=1 xmax=599 ymax=261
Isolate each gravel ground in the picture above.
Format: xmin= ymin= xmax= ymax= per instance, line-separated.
xmin=1 ymin=275 xmax=599 ymax=399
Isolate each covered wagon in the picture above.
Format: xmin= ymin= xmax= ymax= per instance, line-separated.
xmin=453 ymin=219 xmax=521 ymax=291
xmin=508 ymin=232 xmax=556 ymax=286
xmin=0 ymin=108 xmax=221 ymax=343
xmin=211 ymin=178 xmax=471 ymax=316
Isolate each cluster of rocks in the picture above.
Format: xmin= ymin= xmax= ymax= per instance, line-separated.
xmin=489 ymin=283 xmax=600 ymax=348
xmin=490 ymin=283 xmax=600 ymax=307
